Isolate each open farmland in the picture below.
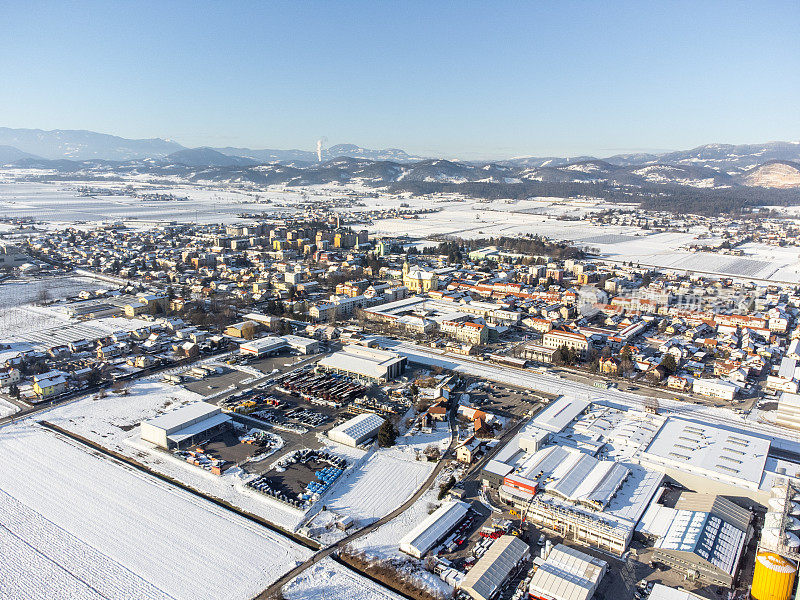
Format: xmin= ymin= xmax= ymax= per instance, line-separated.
xmin=0 ymin=422 xmax=311 ymax=600
xmin=0 ymin=275 xmax=107 ymax=309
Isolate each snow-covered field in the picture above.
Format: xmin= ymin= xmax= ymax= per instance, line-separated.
xmin=0 ymin=275 xmax=107 ymax=309
xmin=282 ymin=558 xmax=406 ymax=600
xmin=323 ymin=449 xmax=434 ymax=527
xmin=3 ymin=180 xmax=797 ymax=282
xmin=346 ymin=464 xmax=461 ymax=599
xmin=0 ymin=396 xmax=17 ymax=417
xmin=44 ymin=377 xmax=308 ymax=530
xmin=0 ymin=422 xmax=311 ymax=600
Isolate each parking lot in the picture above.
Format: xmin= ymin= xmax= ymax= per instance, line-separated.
xmin=246 ymin=448 xmax=347 ymax=509
xmin=183 ymin=368 xmax=255 ymax=397
xmin=461 ymin=378 xmax=551 ymax=421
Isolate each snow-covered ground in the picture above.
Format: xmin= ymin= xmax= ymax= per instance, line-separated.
xmin=44 ymin=377 xmax=308 ymax=530
xmin=322 ymin=448 xmax=434 ymax=527
xmin=0 ymin=421 xmax=311 ymax=600
xmin=282 ymin=557 xmax=406 ymax=600
xmin=0 ymin=275 xmax=107 ymax=309
xmin=0 ymin=396 xmax=18 ymax=417
xmin=346 ymin=463 xmax=462 ymax=599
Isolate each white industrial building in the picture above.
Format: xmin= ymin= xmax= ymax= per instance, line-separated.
xmin=399 ymin=500 xmax=470 ymax=558
xmin=241 ymin=334 xmax=321 ymax=357
xmin=318 ymin=345 xmax=406 ymax=382
xmin=239 ymin=336 xmax=288 ymax=357
xmin=692 ymin=378 xmax=739 ymax=400
xmin=483 ymin=400 xmax=664 ymax=556
xmin=459 ymin=535 xmax=531 ymax=600
xmin=528 ymin=544 xmax=607 ymax=600
xmin=776 ymin=392 xmax=800 ymax=431
xmin=140 ymin=402 xmax=231 ymax=450
xmin=281 ymin=334 xmax=320 ymax=354
xmin=646 ymin=493 xmax=751 ymax=587
xmin=639 ymin=417 xmax=770 ymax=496
xmin=327 ymin=413 xmax=386 ymax=447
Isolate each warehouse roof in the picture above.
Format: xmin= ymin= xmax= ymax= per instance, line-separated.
xmin=531 ymin=397 xmax=590 ymax=434
xmin=399 ymin=500 xmax=469 ymax=557
xmin=143 ymin=402 xmax=221 ymax=434
xmin=460 ymin=535 xmax=530 ymax=600
xmin=641 ymin=417 xmax=769 ymax=488
xmin=240 ymin=336 xmax=287 ymax=352
xmin=655 ymin=497 xmax=748 ymax=577
xmin=328 ymin=413 xmax=385 ymax=442
xmin=168 ymin=412 xmax=231 ymax=444
xmin=648 ymin=584 xmax=707 ymax=600
xmin=318 ymin=345 xmax=404 ymax=379
xmin=528 ymin=544 xmax=607 ymax=600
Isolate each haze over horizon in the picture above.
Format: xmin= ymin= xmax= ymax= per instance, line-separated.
xmin=3 ymin=1 xmax=799 ymax=159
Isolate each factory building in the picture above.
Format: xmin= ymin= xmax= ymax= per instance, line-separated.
xmin=318 ymin=345 xmax=406 ymax=383
xmin=327 ymin=413 xmax=386 ymax=447
xmin=482 ymin=399 xmax=663 ymax=556
xmin=650 ymin=493 xmax=751 ymax=587
xmin=459 ymin=535 xmax=530 ymax=600
xmin=528 ymin=544 xmax=607 ymax=600
xmin=239 ymin=336 xmax=288 ymax=357
xmin=280 ymin=334 xmax=321 ymax=354
xmin=140 ymin=402 xmax=231 ymax=450
xmin=399 ymin=500 xmax=470 ymax=559
xmin=639 ymin=417 xmax=772 ymax=503
xmin=776 ymin=392 xmax=800 ymax=431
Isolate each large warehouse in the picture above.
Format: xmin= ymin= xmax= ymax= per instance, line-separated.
xmin=239 ymin=336 xmax=287 ymax=357
xmin=140 ymin=402 xmax=231 ymax=450
xmin=399 ymin=500 xmax=470 ymax=559
xmin=327 ymin=413 xmax=386 ymax=447
xmin=317 ymin=345 xmax=406 ymax=382
xmin=528 ymin=544 xmax=607 ymax=600
xmin=650 ymin=493 xmax=751 ymax=587
xmin=459 ymin=535 xmax=530 ymax=600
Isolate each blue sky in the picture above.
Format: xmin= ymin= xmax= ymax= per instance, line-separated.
xmin=2 ymin=1 xmax=798 ymax=159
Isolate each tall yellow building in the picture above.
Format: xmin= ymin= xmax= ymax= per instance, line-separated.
xmin=402 ymin=260 xmax=438 ymax=293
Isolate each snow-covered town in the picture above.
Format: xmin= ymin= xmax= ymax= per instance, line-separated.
xmin=4 ymin=3 xmax=800 ymax=600
xmin=2 ymin=167 xmax=800 ymax=600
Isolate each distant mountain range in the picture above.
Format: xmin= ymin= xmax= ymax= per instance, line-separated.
xmin=0 ymin=128 xmax=427 ymax=164
xmin=0 ymin=127 xmax=799 ymax=191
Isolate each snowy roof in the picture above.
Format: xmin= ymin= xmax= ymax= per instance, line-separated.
xmin=656 ymin=508 xmax=746 ymax=576
xmin=648 ymin=584 xmax=707 ymax=600
xmin=143 ymin=402 xmax=221 ymax=434
xmin=641 ymin=417 xmax=769 ymax=489
xmin=168 ymin=412 xmax=231 ymax=444
xmin=328 ymin=413 xmax=385 ymax=443
xmin=240 ymin=336 xmax=287 ymax=352
xmin=528 ymin=544 xmax=607 ymax=600
xmin=517 ymin=446 xmax=631 ymax=509
xmin=461 ymin=535 xmax=530 ymax=600
xmin=318 ymin=345 xmax=404 ymax=379
xmin=531 ymin=397 xmax=590 ymax=434
xmin=398 ymin=500 xmax=469 ymax=557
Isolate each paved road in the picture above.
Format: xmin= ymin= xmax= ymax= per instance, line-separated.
xmin=259 ymin=410 xmax=460 ymax=598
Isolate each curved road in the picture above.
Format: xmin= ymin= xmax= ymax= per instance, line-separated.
xmin=259 ymin=410 xmax=460 ymax=599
